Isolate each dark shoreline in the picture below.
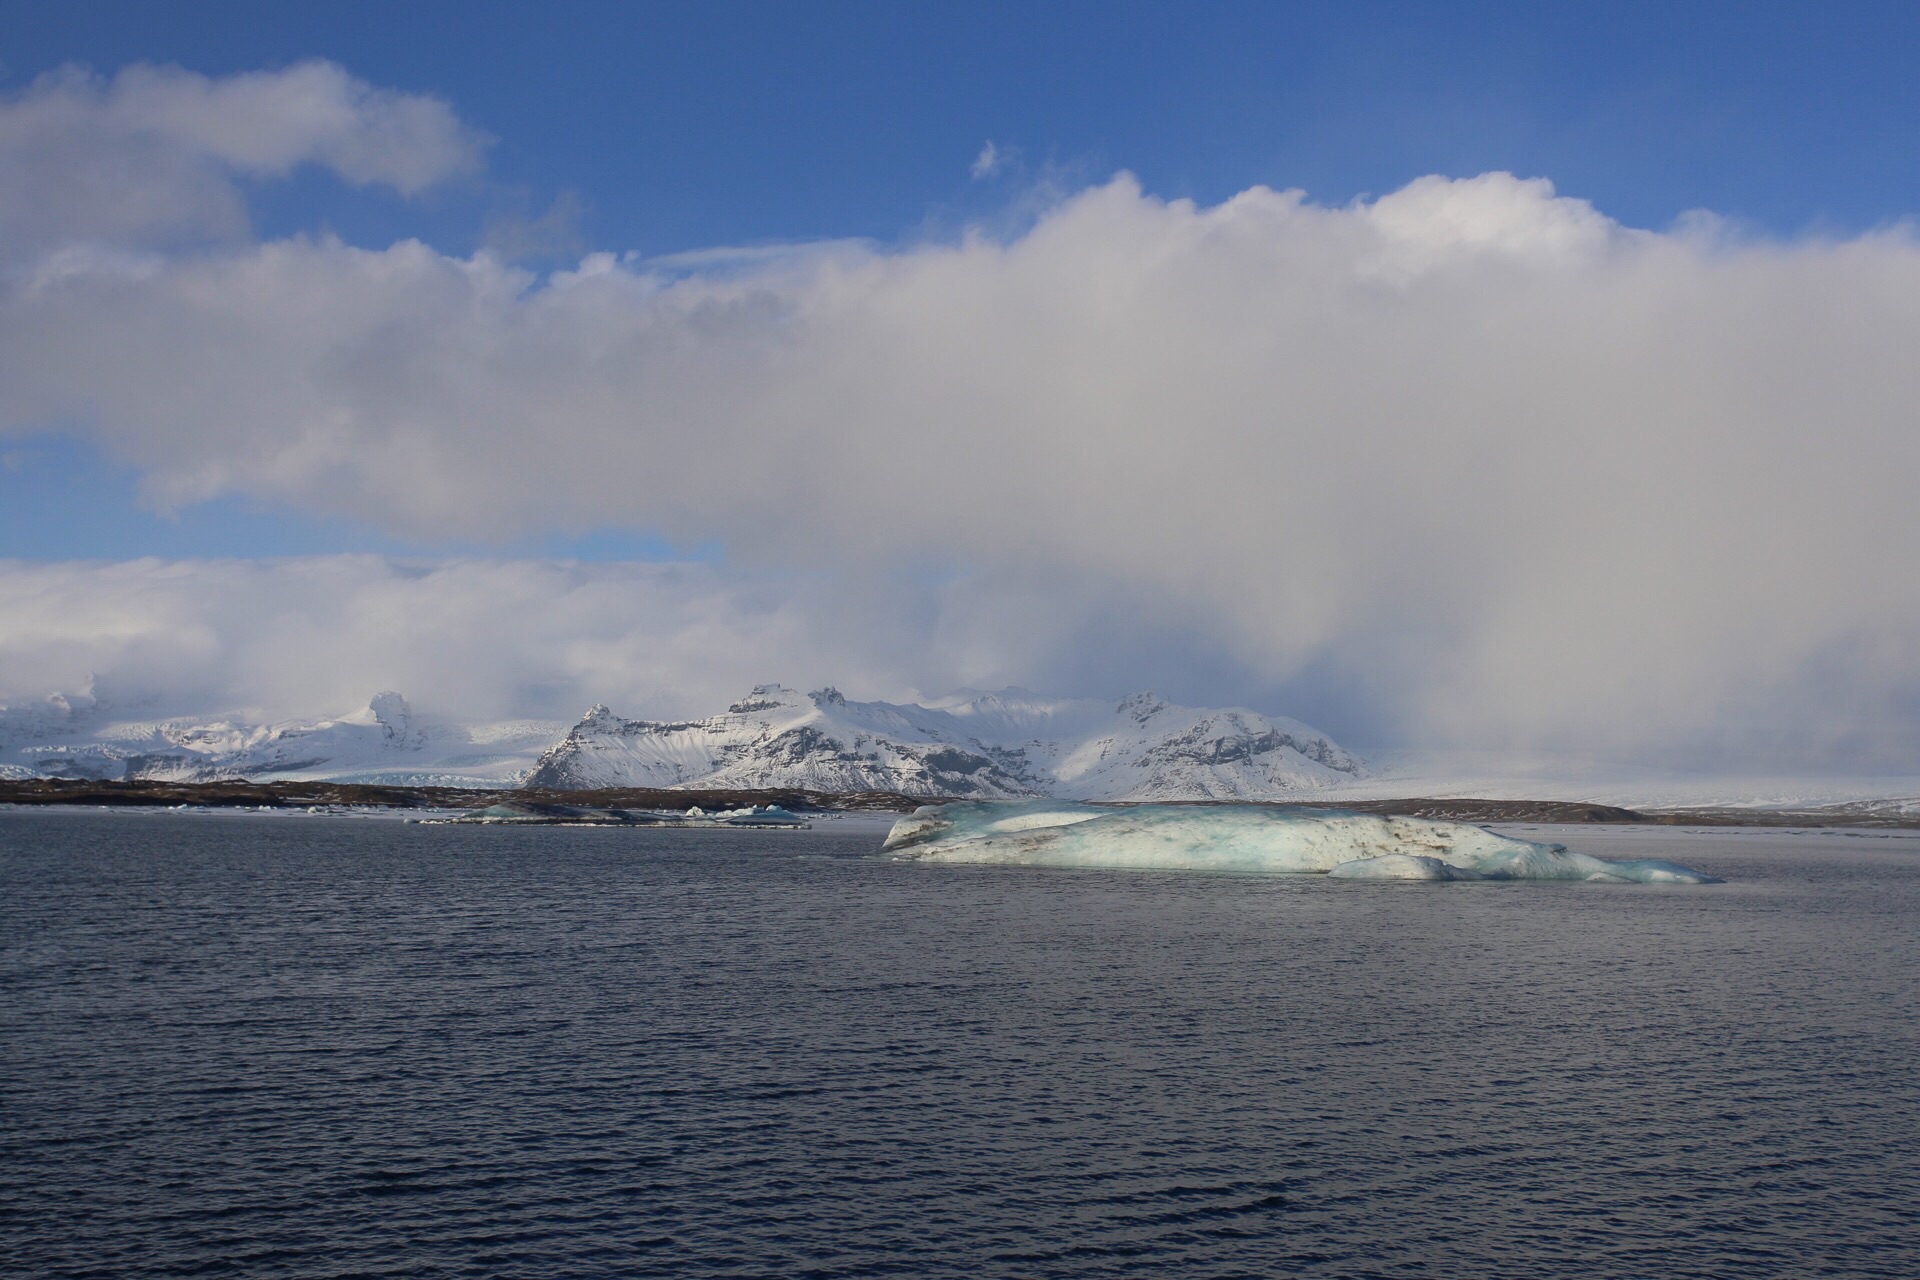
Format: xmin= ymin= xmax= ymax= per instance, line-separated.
xmin=0 ymin=779 xmax=921 ymax=814
xmin=2 ymin=779 xmax=1916 ymax=828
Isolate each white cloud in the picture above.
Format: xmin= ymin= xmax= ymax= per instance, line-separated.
xmin=0 ymin=61 xmax=485 ymax=262
xmin=0 ymin=557 xmax=837 ymax=722
xmin=0 ymin=556 xmax=1201 ymax=727
xmin=3 ymin=71 xmax=1919 ymax=767
xmin=971 ymin=139 xmax=1005 ymax=179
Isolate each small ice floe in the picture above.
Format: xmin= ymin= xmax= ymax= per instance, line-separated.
xmin=431 ymin=801 xmax=808 ymax=828
xmin=882 ymin=801 xmax=1718 ymax=883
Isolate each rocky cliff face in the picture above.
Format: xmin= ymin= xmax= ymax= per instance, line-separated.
xmin=524 ymin=688 xmax=1039 ymax=795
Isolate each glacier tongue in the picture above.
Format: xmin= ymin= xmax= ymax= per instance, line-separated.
xmin=882 ymin=801 xmax=1721 ymax=883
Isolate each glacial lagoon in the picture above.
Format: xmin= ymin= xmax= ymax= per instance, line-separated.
xmin=4 ymin=812 xmax=1917 ymax=1278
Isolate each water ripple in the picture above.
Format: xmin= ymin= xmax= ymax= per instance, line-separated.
xmin=4 ymin=813 xmax=1919 ymax=1278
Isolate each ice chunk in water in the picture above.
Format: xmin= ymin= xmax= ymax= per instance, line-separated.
xmin=883 ymin=801 xmax=1719 ymax=884
xmin=1327 ymin=853 xmax=1484 ymax=881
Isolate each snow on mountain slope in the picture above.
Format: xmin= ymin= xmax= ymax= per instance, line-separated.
xmin=8 ymin=682 xmax=1916 ymax=807
xmin=524 ymin=686 xmax=1039 ymax=795
xmin=525 ymin=684 xmax=1364 ymax=799
xmin=0 ymin=692 xmax=565 ymax=787
xmin=988 ymin=691 xmax=1364 ymax=801
xmin=0 ymin=682 xmax=1366 ymax=799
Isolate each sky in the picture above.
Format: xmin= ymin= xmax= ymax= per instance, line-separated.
xmin=3 ymin=3 xmax=1920 ymax=769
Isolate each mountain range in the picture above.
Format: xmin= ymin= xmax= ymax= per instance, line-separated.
xmin=0 ymin=690 xmax=566 ymax=789
xmin=524 ymin=684 xmax=1364 ymax=799
xmin=0 ymin=685 xmax=1365 ymax=800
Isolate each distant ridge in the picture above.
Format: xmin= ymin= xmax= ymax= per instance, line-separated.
xmin=524 ymin=684 xmax=1364 ymax=800
xmin=0 ymin=691 xmax=566 ymax=788
xmin=0 ymin=683 xmax=1363 ymax=801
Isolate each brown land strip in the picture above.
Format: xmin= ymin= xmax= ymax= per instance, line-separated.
xmin=2 ymin=780 xmax=1915 ymax=828
xmin=0 ymin=779 xmax=922 ymax=813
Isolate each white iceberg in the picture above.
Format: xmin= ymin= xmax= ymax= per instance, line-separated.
xmin=1325 ymin=853 xmax=1484 ymax=881
xmin=881 ymin=801 xmax=1720 ymax=884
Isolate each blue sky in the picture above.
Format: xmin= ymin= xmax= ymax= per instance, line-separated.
xmin=9 ymin=1 xmax=1920 ymax=246
xmin=5 ymin=1 xmax=1919 ymax=561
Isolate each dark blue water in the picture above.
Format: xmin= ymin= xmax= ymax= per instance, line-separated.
xmin=4 ymin=813 xmax=1918 ymax=1279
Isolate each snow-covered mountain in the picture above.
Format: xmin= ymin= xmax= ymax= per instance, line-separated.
xmin=0 ymin=691 xmax=566 ymax=787
xmin=0 ymin=683 xmax=1366 ymax=799
xmin=18 ymin=682 xmax=1910 ymax=810
xmin=524 ymin=685 xmax=1365 ymax=800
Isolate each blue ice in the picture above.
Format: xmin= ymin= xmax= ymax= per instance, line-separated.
xmin=882 ymin=801 xmax=1720 ymax=884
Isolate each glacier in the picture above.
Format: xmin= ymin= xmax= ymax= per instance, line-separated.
xmin=0 ymin=690 xmax=567 ymax=787
xmin=882 ymin=801 xmax=1721 ymax=883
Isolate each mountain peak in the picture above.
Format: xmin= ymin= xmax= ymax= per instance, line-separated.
xmin=1117 ymin=692 xmax=1167 ymax=721
xmin=3 ymin=683 xmax=1362 ymax=798
xmin=369 ymin=688 xmax=408 ymax=720
xmin=729 ymin=685 xmax=803 ymax=714
xmin=367 ymin=690 xmax=415 ymax=747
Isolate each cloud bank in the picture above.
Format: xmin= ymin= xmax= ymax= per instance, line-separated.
xmin=0 ymin=557 xmax=1215 ymax=728
xmin=4 ymin=65 xmax=1920 ymax=767
xmin=0 ymin=557 xmax=832 ymax=723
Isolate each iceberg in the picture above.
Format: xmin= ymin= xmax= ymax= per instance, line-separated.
xmin=1325 ymin=853 xmax=1484 ymax=881
xmin=881 ymin=801 xmax=1720 ymax=884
